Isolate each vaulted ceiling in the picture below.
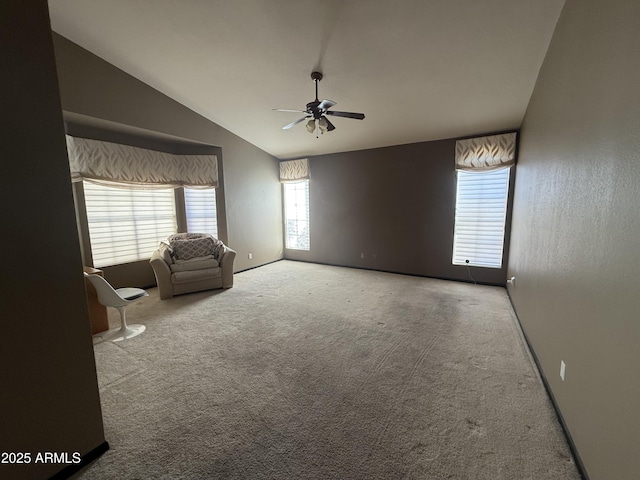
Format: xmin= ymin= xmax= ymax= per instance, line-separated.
xmin=48 ymin=0 xmax=565 ymax=159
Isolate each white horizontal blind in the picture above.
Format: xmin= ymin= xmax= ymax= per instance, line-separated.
xmin=284 ymin=180 xmax=310 ymax=250
xmin=452 ymin=168 xmax=510 ymax=268
xmin=84 ymin=182 xmax=177 ymax=267
xmin=185 ymin=188 xmax=218 ymax=237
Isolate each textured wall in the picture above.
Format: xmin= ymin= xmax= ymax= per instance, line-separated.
xmin=286 ymin=139 xmax=514 ymax=285
xmin=508 ymin=0 xmax=640 ymax=478
xmin=52 ymin=34 xmax=283 ymax=278
xmin=0 ymin=2 xmax=105 ymax=478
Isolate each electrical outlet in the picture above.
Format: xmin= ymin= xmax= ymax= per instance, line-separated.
xmin=248 ymin=253 xmax=253 ymax=260
xmin=560 ymin=360 xmax=566 ymax=381
xmin=360 ymin=252 xmax=365 ymax=259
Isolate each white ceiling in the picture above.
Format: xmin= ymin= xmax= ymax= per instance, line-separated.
xmin=48 ymin=0 xmax=565 ymax=160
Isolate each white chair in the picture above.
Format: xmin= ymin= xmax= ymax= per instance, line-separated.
xmin=83 ymin=273 xmax=148 ymax=342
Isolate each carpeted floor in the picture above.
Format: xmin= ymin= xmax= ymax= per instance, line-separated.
xmin=78 ymin=260 xmax=581 ymax=479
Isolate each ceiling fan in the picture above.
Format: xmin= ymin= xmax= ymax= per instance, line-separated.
xmin=275 ymin=71 xmax=365 ymax=135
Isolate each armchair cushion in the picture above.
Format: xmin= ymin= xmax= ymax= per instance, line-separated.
xmin=168 ymin=233 xmax=218 ymax=260
xmin=171 ymin=267 xmax=221 ymax=284
xmin=170 ymin=255 xmax=219 ymax=272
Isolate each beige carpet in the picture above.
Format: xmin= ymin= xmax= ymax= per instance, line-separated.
xmin=79 ymin=260 xmax=581 ymax=479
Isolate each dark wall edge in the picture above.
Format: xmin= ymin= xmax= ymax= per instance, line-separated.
xmin=48 ymin=441 xmax=109 ymax=480
xmin=506 ymin=291 xmax=589 ymax=480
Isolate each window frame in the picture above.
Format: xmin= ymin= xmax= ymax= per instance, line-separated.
xmin=184 ymin=187 xmax=218 ymax=238
xmin=283 ymin=179 xmax=310 ymax=251
xmin=452 ymin=167 xmax=511 ymax=269
xmin=82 ymin=181 xmax=178 ymax=268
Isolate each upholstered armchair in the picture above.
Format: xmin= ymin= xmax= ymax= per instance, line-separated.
xmin=150 ymin=233 xmax=236 ymax=300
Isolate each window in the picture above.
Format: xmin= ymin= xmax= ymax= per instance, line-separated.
xmin=84 ymin=182 xmax=177 ymax=267
xmin=284 ymin=180 xmax=310 ymax=250
xmin=452 ymin=168 xmax=510 ymax=268
xmin=185 ymin=188 xmax=218 ymax=237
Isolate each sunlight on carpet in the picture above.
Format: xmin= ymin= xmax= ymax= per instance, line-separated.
xmin=79 ymin=261 xmax=580 ymax=480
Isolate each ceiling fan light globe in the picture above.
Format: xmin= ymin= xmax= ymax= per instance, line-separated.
xmin=306 ymin=119 xmax=316 ymax=133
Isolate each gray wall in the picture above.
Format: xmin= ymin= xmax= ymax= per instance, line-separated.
xmin=52 ymin=34 xmax=283 ymax=284
xmin=0 ymin=2 xmax=105 ymax=479
xmin=508 ymin=0 xmax=640 ymax=479
xmin=286 ymin=139 xmax=515 ymax=285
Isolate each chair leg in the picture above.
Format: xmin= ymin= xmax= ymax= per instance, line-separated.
xmin=99 ymin=306 xmax=146 ymax=342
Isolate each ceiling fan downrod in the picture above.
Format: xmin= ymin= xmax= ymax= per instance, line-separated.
xmin=311 ymin=71 xmax=323 ymax=101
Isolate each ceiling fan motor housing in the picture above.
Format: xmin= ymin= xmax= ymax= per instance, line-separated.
xmin=306 ymin=101 xmax=323 ymax=118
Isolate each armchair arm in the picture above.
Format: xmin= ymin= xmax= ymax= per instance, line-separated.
xmin=150 ymin=250 xmax=173 ymax=299
xmin=219 ymin=246 xmax=237 ymax=288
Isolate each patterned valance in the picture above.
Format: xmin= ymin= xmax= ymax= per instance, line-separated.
xmin=66 ymin=135 xmax=218 ymax=188
xmin=455 ymin=132 xmax=517 ymax=171
xmin=279 ymin=158 xmax=309 ymax=182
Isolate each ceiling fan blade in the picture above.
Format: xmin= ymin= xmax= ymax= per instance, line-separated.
xmin=274 ymin=108 xmax=306 ymax=113
xmin=323 ymin=116 xmax=336 ymax=131
xmin=325 ymin=110 xmax=365 ymax=120
xmin=282 ymin=117 xmax=309 ymax=130
xmin=318 ymin=99 xmax=336 ymax=111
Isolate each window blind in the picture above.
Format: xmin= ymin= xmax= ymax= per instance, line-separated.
xmin=185 ymin=188 xmax=218 ymax=237
xmin=84 ymin=182 xmax=177 ymax=267
xmin=452 ymin=168 xmax=510 ymax=268
xmin=284 ymin=180 xmax=310 ymax=250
